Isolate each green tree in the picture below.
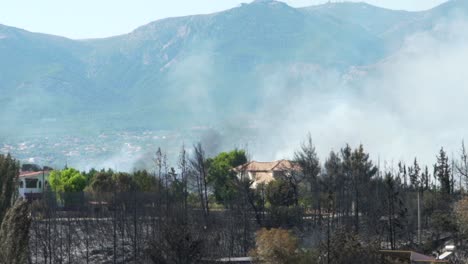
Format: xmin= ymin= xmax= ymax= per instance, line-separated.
xmin=85 ymin=169 xmax=114 ymax=193
xmin=82 ymin=168 xmax=99 ymax=186
xmin=133 ymin=170 xmax=159 ymax=192
xmin=435 ymin=147 xmax=451 ymax=195
xmin=86 ymin=170 xmax=140 ymax=193
xmin=207 ymin=149 xmax=247 ymax=205
xmin=409 ymin=158 xmax=421 ymax=190
xmin=113 ymin=172 xmax=136 ymax=192
xmin=266 ymin=179 xmax=296 ymax=207
xmin=49 ymin=168 xmax=87 ymax=193
xmin=294 ymin=134 xmax=321 ymax=223
xmin=350 ymin=145 xmax=378 ymax=233
xmin=421 ymin=166 xmax=430 ymax=193
xmin=0 ymin=154 xmax=19 ymax=226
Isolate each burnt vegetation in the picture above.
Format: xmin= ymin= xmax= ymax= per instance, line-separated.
xmin=2 ymin=137 xmax=468 ymax=263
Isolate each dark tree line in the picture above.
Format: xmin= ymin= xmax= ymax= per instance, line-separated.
xmin=8 ymin=137 xmax=468 ymax=263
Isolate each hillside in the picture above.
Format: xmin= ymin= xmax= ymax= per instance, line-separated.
xmin=0 ymin=0 xmax=466 ymax=137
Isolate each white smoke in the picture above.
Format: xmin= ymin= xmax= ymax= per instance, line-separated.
xmin=71 ymin=143 xmax=146 ymax=172
xmin=249 ymin=15 xmax=468 ymax=168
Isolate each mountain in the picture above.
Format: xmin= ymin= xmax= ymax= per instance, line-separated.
xmin=0 ymin=0 xmax=466 ymax=138
xmin=301 ymin=2 xmax=414 ymax=36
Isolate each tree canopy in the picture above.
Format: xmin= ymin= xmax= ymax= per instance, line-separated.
xmin=49 ymin=168 xmax=87 ymax=193
xmin=206 ymin=149 xmax=247 ymax=204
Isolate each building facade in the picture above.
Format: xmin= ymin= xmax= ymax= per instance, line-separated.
xmin=18 ymin=170 xmax=50 ymax=199
xmin=234 ymin=160 xmax=300 ymax=188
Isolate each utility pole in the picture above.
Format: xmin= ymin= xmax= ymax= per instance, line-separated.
xmin=377 ymin=155 xmax=381 ymax=197
xmin=42 ymin=166 xmax=45 ymax=191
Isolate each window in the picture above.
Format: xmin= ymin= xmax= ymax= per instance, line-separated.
xmin=25 ymin=178 xmax=38 ymax=189
xmin=19 ymin=181 xmax=24 ymax=188
xmin=38 ymin=181 xmax=42 ymax=189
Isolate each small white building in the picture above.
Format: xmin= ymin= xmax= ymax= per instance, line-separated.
xmin=18 ymin=170 xmax=50 ymax=199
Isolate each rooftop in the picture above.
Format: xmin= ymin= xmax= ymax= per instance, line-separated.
xmin=380 ymin=250 xmax=449 ymax=263
xmin=234 ymin=160 xmax=300 ymax=172
xmin=19 ymin=171 xmax=51 ymax=178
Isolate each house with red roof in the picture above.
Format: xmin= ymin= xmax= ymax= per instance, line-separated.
xmin=233 ymin=160 xmax=300 ymax=188
xmin=19 ymin=170 xmax=50 ymax=199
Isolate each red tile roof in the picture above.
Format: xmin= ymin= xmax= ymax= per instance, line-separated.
xmin=19 ymin=171 xmax=50 ymax=178
xmin=234 ymin=160 xmax=300 ymax=172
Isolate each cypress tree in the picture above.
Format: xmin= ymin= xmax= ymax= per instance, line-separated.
xmin=0 ymin=154 xmax=20 ymax=226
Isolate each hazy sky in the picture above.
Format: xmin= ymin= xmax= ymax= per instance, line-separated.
xmin=0 ymin=0 xmax=449 ymax=39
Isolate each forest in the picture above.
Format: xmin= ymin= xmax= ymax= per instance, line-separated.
xmin=1 ymin=135 xmax=468 ymax=263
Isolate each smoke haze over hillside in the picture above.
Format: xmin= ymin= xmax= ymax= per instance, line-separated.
xmin=245 ymin=15 xmax=468 ymax=167
xmin=1 ymin=1 xmax=468 ymax=171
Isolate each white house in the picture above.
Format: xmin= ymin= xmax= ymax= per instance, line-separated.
xmin=19 ymin=170 xmax=50 ymax=199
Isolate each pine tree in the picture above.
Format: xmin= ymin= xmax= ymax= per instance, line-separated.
xmin=350 ymin=145 xmax=378 ymax=233
xmin=294 ymin=134 xmax=321 ymax=226
xmin=409 ymin=158 xmax=421 ymax=190
xmin=341 ymin=145 xmax=353 ymax=228
xmin=398 ymin=162 xmax=408 ymax=187
xmin=384 ymin=173 xmax=406 ymax=250
xmin=435 ymin=147 xmax=451 ymax=195
xmin=421 ymin=166 xmax=430 ymax=193
xmin=324 ymin=151 xmax=343 ymax=227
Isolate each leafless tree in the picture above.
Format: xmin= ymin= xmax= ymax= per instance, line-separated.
xmin=456 ymin=140 xmax=468 ymax=191
xmin=178 ymin=144 xmax=189 ymax=212
xmin=190 ymin=143 xmax=210 ymax=221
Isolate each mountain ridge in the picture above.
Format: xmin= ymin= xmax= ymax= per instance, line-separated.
xmin=0 ymin=0 xmax=461 ymax=41
xmin=0 ymin=0 xmax=465 ymax=137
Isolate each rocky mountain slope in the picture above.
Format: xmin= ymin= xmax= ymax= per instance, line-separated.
xmin=0 ymin=0 xmax=466 ymax=137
